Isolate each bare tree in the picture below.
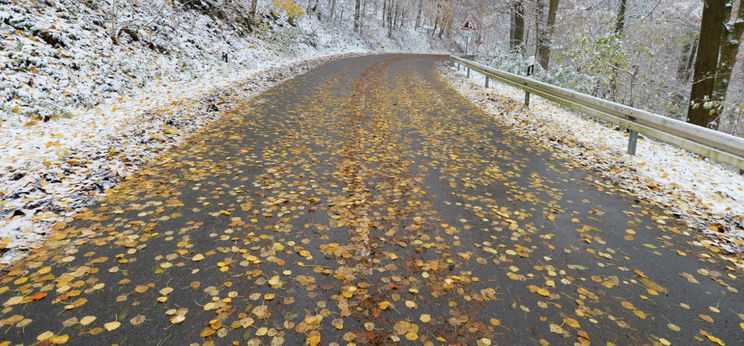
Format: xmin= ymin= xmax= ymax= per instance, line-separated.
xmin=387 ymin=0 xmax=394 ymax=37
xmin=415 ymin=0 xmax=423 ymax=30
xmin=676 ymin=35 xmax=698 ymax=82
xmin=713 ymin=0 xmax=744 ymax=117
xmin=432 ymin=2 xmax=440 ymax=35
xmin=354 ymin=0 xmax=362 ymax=31
xmin=249 ymin=0 xmax=258 ymax=19
xmin=537 ymin=0 xmax=559 ymax=69
xmin=615 ymin=0 xmax=627 ymax=34
xmin=382 ymin=0 xmax=388 ymax=27
xmin=510 ymin=0 xmax=525 ymax=54
xmin=687 ymin=0 xmax=727 ymax=128
xmin=329 ymin=0 xmax=337 ymax=21
xmin=607 ymin=0 xmax=627 ymax=101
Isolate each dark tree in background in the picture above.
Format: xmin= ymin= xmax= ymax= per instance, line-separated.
xmin=354 ymin=0 xmax=361 ymax=31
xmin=687 ymin=0 xmax=727 ymax=128
xmin=712 ymin=0 xmax=744 ymax=123
xmin=536 ymin=0 xmax=559 ymax=69
xmin=510 ymin=0 xmax=525 ymax=54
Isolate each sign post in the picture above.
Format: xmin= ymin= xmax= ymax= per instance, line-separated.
xmin=524 ymin=56 xmax=536 ymax=108
xmin=459 ymin=16 xmax=478 ymax=77
xmin=460 ymin=16 xmax=478 ymax=54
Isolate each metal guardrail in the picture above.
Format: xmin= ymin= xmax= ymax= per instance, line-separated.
xmin=450 ymin=55 xmax=744 ymax=170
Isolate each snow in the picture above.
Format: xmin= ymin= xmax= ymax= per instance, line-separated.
xmin=441 ymin=65 xmax=744 ymax=253
xmin=0 ymin=0 xmax=443 ymax=264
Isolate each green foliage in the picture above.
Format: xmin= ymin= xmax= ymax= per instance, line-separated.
xmin=562 ymin=32 xmax=626 ymax=96
xmin=478 ymin=51 xmax=594 ymax=94
xmin=270 ymin=27 xmax=308 ymax=54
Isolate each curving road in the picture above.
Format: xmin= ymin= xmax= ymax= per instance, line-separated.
xmin=0 ymin=54 xmax=741 ymax=345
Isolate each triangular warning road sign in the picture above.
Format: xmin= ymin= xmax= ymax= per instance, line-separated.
xmin=460 ymin=16 xmax=477 ymax=31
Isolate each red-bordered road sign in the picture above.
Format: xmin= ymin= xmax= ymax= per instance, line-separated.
xmin=460 ymin=16 xmax=478 ymax=31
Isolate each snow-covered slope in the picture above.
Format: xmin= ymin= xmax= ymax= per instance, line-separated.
xmin=0 ymin=0 xmax=447 ymax=264
xmin=0 ymin=0 xmax=441 ymax=123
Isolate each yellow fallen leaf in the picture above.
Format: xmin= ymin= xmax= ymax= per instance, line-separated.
xmin=49 ymin=334 xmax=69 ymax=344
xmin=307 ymin=331 xmax=321 ymax=346
xmin=80 ymin=316 xmax=96 ymax=326
xmin=104 ymin=321 xmax=121 ymax=331
xmin=420 ymin=314 xmax=431 ymax=323
xmin=130 ymin=315 xmax=146 ymax=326
xmin=700 ymin=330 xmax=725 ymax=346
xmin=699 ymin=314 xmax=714 ymax=323
xmin=4 ymin=296 xmax=22 ymax=306
xmin=37 ymin=331 xmax=54 ymax=341
xmin=564 ymin=317 xmax=580 ymax=329
xmin=549 ymin=323 xmax=565 ymax=334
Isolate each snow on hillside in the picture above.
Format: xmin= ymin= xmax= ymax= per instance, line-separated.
xmin=441 ymin=65 xmax=744 ymax=255
xmin=0 ymin=0 xmax=444 ymax=264
xmin=0 ymin=0 xmax=440 ymax=124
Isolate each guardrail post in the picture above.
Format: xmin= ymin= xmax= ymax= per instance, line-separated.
xmin=485 ymin=76 xmax=489 ymax=88
xmin=627 ymin=130 xmax=638 ymax=155
xmin=467 ymin=67 xmax=471 ymax=78
xmin=524 ymin=92 xmax=530 ymax=108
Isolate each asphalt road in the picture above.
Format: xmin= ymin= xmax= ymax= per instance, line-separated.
xmin=0 ymin=54 xmax=741 ymax=345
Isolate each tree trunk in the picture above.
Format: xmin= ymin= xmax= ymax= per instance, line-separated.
xmin=615 ymin=0 xmax=627 ymax=34
xmin=432 ymin=4 xmax=440 ymax=35
xmin=445 ymin=11 xmax=454 ymax=38
xmin=387 ymin=0 xmax=394 ymax=37
xmin=437 ymin=8 xmax=444 ymax=38
xmin=510 ymin=0 xmax=525 ymax=54
xmin=415 ymin=0 xmax=423 ymax=30
xmin=676 ymin=38 xmax=697 ymax=82
xmin=687 ymin=0 xmax=727 ymax=128
xmin=535 ymin=0 xmax=544 ymax=60
xmin=393 ymin=2 xmax=399 ymax=29
xmin=329 ymin=0 xmax=336 ymax=22
xmin=354 ymin=0 xmax=362 ymax=32
xmin=537 ymin=0 xmax=559 ymax=69
xmin=249 ymin=0 xmax=258 ymax=19
xmin=608 ymin=0 xmax=627 ymax=101
xmin=713 ymin=0 xmax=744 ymax=119
xmin=382 ymin=0 xmax=387 ymax=27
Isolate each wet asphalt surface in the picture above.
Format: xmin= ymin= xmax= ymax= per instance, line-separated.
xmin=0 ymin=54 xmax=742 ymax=345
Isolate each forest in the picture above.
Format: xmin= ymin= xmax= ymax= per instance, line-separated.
xmin=289 ymin=0 xmax=744 ymax=135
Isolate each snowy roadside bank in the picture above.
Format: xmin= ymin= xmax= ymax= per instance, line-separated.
xmin=0 ymin=51 xmax=368 ymax=265
xmin=438 ymin=64 xmax=744 ymax=258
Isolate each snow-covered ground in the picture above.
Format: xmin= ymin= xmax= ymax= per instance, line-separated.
xmin=0 ymin=1 xmax=445 ymax=264
xmin=440 ymin=65 xmax=744 ymax=254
